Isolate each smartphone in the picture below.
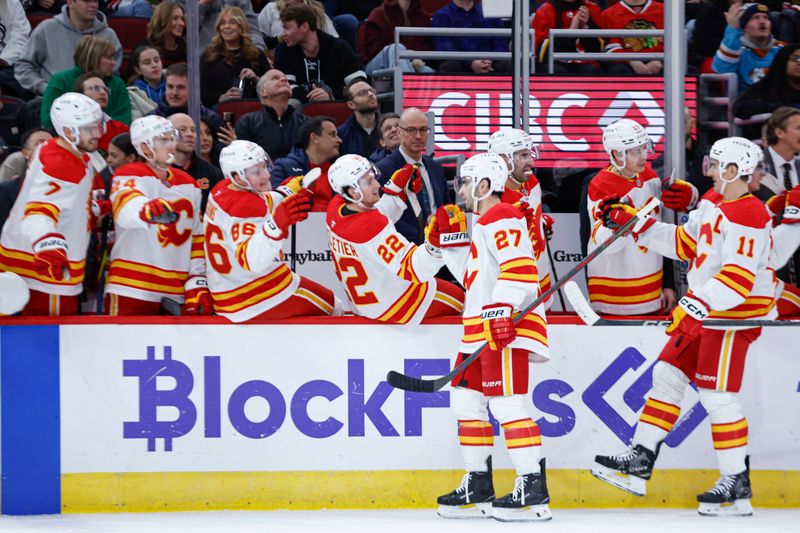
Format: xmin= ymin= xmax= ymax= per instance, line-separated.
xmin=223 ymin=112 xmax=235 ymax=128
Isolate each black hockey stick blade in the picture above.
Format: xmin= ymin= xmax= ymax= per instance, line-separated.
xmin=386 ymin=370 xmax=443 ymax=393
xmin=160 ymin=297 xmax=183 ymax=316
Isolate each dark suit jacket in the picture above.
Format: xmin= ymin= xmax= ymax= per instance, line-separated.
xmin=763 ymin=145 xmax=800 ymax=188
xmin=375 ymin=149 xmax=448 ymax=244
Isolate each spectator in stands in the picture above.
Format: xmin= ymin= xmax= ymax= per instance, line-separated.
xmin=331 ymin=0 xmax=381 ymax=21
xmin=105 ymin=132 xmax=137 ymax=171
xmin=601 ymin=0 xmax=664 ymax=75
xmin=40 ymin=35 xmax=131 ymax=128
xmin=274 ymin=3 xmax=365 ymax=103
xmin=713 ymin=1 xmax=783 ymax=94
xmin=0 ymin=86 xmax=40 ymax=151
xmin=763 ymin=107 xmax=800 ymax=192
xmin=152 ymin=62 xmax=228 ymax=140
xmin=235 ymin=68 xmax=307 ymax=160
xmin=74 ymin=71 xmax=129 ymax=152
xmin=258 ymin=0 xmax=350 ymax=50
xmin=0 ymin=0 xmax=31 ymax=98
xmin=200 ymin=6 xmax=270 ymax=107
xmin=733 ymin=43 xmax=800 ymax=120
xmin=375 ymin=107 xmax=448 ymax=244
xmin=16 ymin=0 xmax=123 ymax=95
xmin=431 ymin=0 xmax=511 ymax=74
xmin=103 ymin=0 xmax=152 ymax=18
xmin=24 ymin=0 xmax=64 ymax=13
xmin=362 ymin=0 xmax=434 ymax=76
xmin=689 ymin=0 xmax=732 ymax=71
xmin=175 ymin=0 xmax=266 ymax=51
xmin=368 ymin=112 xmax=400 ymax=163
xmin=168 ymin=113 xmax=224 ymax=212
xmin=199 ymin=118 xmax=220 ymax=167
xmin=144 ymin=1 xmax=186 ymax=67
xmin=270 ymin=115 xmax=341 ymax=211
xmin=337 ymin=78 xmax=379 ymax=158
xmin=0 ymin=128 xmax=52 ymax=230
xmin=532 ymin=0 xmax=604 ymax=74
xmin=128 ymin=45 xmax=166 ymax=105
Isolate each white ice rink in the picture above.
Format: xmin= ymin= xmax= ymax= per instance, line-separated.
xmin=0 ymin=509 xmax=798 ymax=533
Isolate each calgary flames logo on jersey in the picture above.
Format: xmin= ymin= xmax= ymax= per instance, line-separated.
xmin=157 ymin=198 xmax=193 ymax=248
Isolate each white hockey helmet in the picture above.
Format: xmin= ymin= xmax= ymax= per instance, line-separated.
xmin=219 ymin=140 xmax=272 ymax=191
xmin=602 ymin=118 xmax=654 ymax=170
xmin=457 ymin=152 xmax=509 ymax=202
xmin=50 ymin=92 xmax=103 ymax=151
xmin=704 ymin=136 xmax=763 ymax=191
xmin=487 ymin=128 xmax=539 ymax=173
xmin=0 ymin=271 xmax=30 ymax=315
xmin=130 ymin=115 xmax=177 ymax=159
xmin=328 ymin=153 xmax=380 ymax=204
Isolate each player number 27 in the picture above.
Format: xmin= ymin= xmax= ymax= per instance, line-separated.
xmin=495 ymin=229 xmax=521 ymax=250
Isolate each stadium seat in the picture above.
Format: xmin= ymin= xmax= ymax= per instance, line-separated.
xmin=301 ymin=101 xmax=353 ymax=126
xmin=214 ymin=99 xmax=263 ymax=125
xmin=108 ymin=17 xmax=149 ymax=57
xmin=26 ymin=13 xmax=50 ymax=31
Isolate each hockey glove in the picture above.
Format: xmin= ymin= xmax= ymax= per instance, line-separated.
xmin=598 ymin=196 xmax=655 ymax=237
xmin=661 ymin=179 xmax=698 ymax=211
xmin=481 ymin=303 xmax=516 ymax=351
xmin=276 ymin=175 xmax=304 ymax=197
xmin=184 ymin=277 xmax=213 ymax=316
xmin=263 ymin=189 xmax=312 ymax=240
xmin=384 ymin=164 xmax=423 ymax=198
xmin=139 ymin=198 xmax=178 ymax=225
xmin=766 ymin=191 xmax=787 ymax=223
xmin=33 ymin=233 xmax=69 ymax=280
xmin=542 ymin=213 xmax=555 ymax=241
xmin=436 ymin=204 xmax=469 ymax=248
xmin=784 ymin=186 xmax=800 ymax=224
xmin=665 ymin=293 xmax=708 ymax=339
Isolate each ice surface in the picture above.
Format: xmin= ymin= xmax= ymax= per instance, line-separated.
xmin=0 ymin=509 xmax=798 ymax=533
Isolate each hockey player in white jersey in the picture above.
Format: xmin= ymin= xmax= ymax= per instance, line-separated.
xmin=436 ymin=153 xmax=551 ymax=522
xmin=0 ymin=92 xmax=104 ymax=315
xmin=591 ymin=137 xmax=776 ymax=516
xmin=106 ymin=115 xmax=211 ymax=315
xmin=204 ymin=140 xmax=342 ymax=322
xmin=488 ymin=128 xmax=554 ymax=306
xmin=325 ymin=154 xmax=464 ymax=323
xmin=769 ymin=185 xmax=800 ymax=316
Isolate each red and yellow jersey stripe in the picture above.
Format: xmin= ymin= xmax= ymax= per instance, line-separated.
xmin=0 ymin=244 xmax=84 ymax=285
xmin=190 ymin=235 xmax=204 ymax=261
xmin=112 ymin=188 xmax=144 ymax=218
xmin=106 ymin=258 xmax=188 ymax=295
xmin=376 ymin=281 xmax=429 ymax=324
xmin=461 ymin=309 xmax=548 ymax=347
xmin=588 ymin=270 xmax=662 ymax=306
xmin=498 ymin=257 xmax=538 ymax=284
xmin=711 ymin=418 xmax=748 ymax=450
xmin=708 ymin=295 xmax=775 ymax=319
xmin=675 ymin=225 xmax=697 ymax=261
xmin=713 ymin=264 xmax=755 ymax=299
xmin=23 ymin=201 xmax=60 ymax=224
xmin=396 ymin=248 xmax=419 ymax=284
xmin=211 ymin=264 xmax=294 ymax=314
xmin=458 ymin=420 xmax=494 ymax=447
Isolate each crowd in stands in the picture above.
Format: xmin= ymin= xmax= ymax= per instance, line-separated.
xmin=0 ymin=0 xmax=799 ymax=319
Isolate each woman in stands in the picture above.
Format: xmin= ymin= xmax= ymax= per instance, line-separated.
xmin=199 ymin=118 xmax=221 ymax=168
xmin=144 ymin=1 xmax=187 ymax=68
xmin=199 ymin=6 xmax=271 ymax=108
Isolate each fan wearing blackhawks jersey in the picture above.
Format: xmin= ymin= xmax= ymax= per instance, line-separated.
xmin=437 ymin=153 xmax=551 ymax=523
xmin=488 ymin=128 xmax=554 ymax=308
xmin=106 ymin=115 xmax=211 ymax=316
xmin=204 ymin=140 xmax=342 ymax=323
xmin=325 ymin=154 xmax=464 ymax=323
xmin=592 ymin=137 xmax=776 ymax=517
xmin=0 ymin=92 xmax=104 ymax=315
xmin=586 ymin=118 xmax=695 ymax=315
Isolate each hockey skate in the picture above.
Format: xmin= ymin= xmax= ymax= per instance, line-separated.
xmin=491 ymin=459 xmax=552 ymax=522
xmin=591 ymin=444 xmax=659 ymax=496
xmin=697 ymin=460 xmax=753 ymax=517
xmin=436 ymin=458 xmax=495 ymax=519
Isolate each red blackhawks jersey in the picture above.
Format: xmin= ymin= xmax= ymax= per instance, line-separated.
xmin=107 ymin=162 xmax=205 ymax=303
xmin=203 ymin=180 xmax=301 ymax=322
xmin=326 ymin=194 xmax=450 ymax=324
xmin=443 ymin=202 xmax=549 ymax=360
xmin=587 ymin=165 xmax=663 ymax=314
xmin=532 ymin=1 xmax=603 ymax=61
xmin=638 ymin=192 xmax=777 ymax=322
xmin=601 ymin=0 xmax=663 ymax=54
xmin=501 ymin=175 xmax=552 ymax=308
xmin=0 ymin=140 xmax=95 ymax=295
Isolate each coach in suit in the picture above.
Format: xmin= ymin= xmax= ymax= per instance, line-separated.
xmin=375 ymin=107 xmax=449 ymax=244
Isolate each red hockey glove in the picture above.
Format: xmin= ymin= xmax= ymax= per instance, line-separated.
xmin=661 ymin=179 xmax=698 ymax=211
xmin=263 ymin=189 xmax=312 ymax=240
xmin=598 ymin=196 xmax=655 ymax=237
xmin=665 ymin=293 xmax=708 ymax=339
xmin=766 ymin=191 xmax=787 ymax=223
xmin=784 ymin=186 xmax=800 ymax=224
xmin=481 ymin=303 xmax=516 ymax=351
xmin=184 ymin=277 xmax=213 ymax=316
xmin=542 ymin=213 xmax=554 ymax=241
xmin=384 ymin=164 xmax=422 ymax=197
xmin=32 ymin=233 xmax=69 ymax=280
xmin=436 ymin=204 xmax=469 ymax=248
xmin=139 ymin=198 xmax=178 ymax=224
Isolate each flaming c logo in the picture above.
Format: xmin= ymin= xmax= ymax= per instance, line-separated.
xmin=157 ymin=198 xmax=193 ymax=247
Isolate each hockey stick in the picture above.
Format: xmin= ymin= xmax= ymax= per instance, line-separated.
xmin=289 ymin=168 xmax=322 ymax=273
xmin=386 ymin=197 xmax=662 ymax=393
xmin=564 ymin=280 xmax=800 ymax=327
xmin=545 ymin=241 xmax=567 ymax=312
xmin=160 ymin=297 xmax=183 ymax=316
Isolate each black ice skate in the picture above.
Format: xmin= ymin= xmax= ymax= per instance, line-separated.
xmin=697 ymin=459 xmax=753 ymax=517
xmin=436 ymin=457 xmax=495 ymax=519
xmin=491 ymin=458 xmax=552 ymax=522
xmin=591 ymin=443 xmax=659 ymax=496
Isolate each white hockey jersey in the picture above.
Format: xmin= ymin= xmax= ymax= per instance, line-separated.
xmin=0 ymin=139 xmax=94 ymax=295
xmin=586 ymin=166 xmax=663 ymax=314
xmin=637 ymin=191 xmax=777 ymax=321
xmin=203 ymin=179 xmax=300 ymax=322
xmin=444 ymin=202 xmax=549 ymax=360
xmin=106 ymin=162 xmax=205 ymax=303
xmin=326 ymin=194 xmax=450 ymax=324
